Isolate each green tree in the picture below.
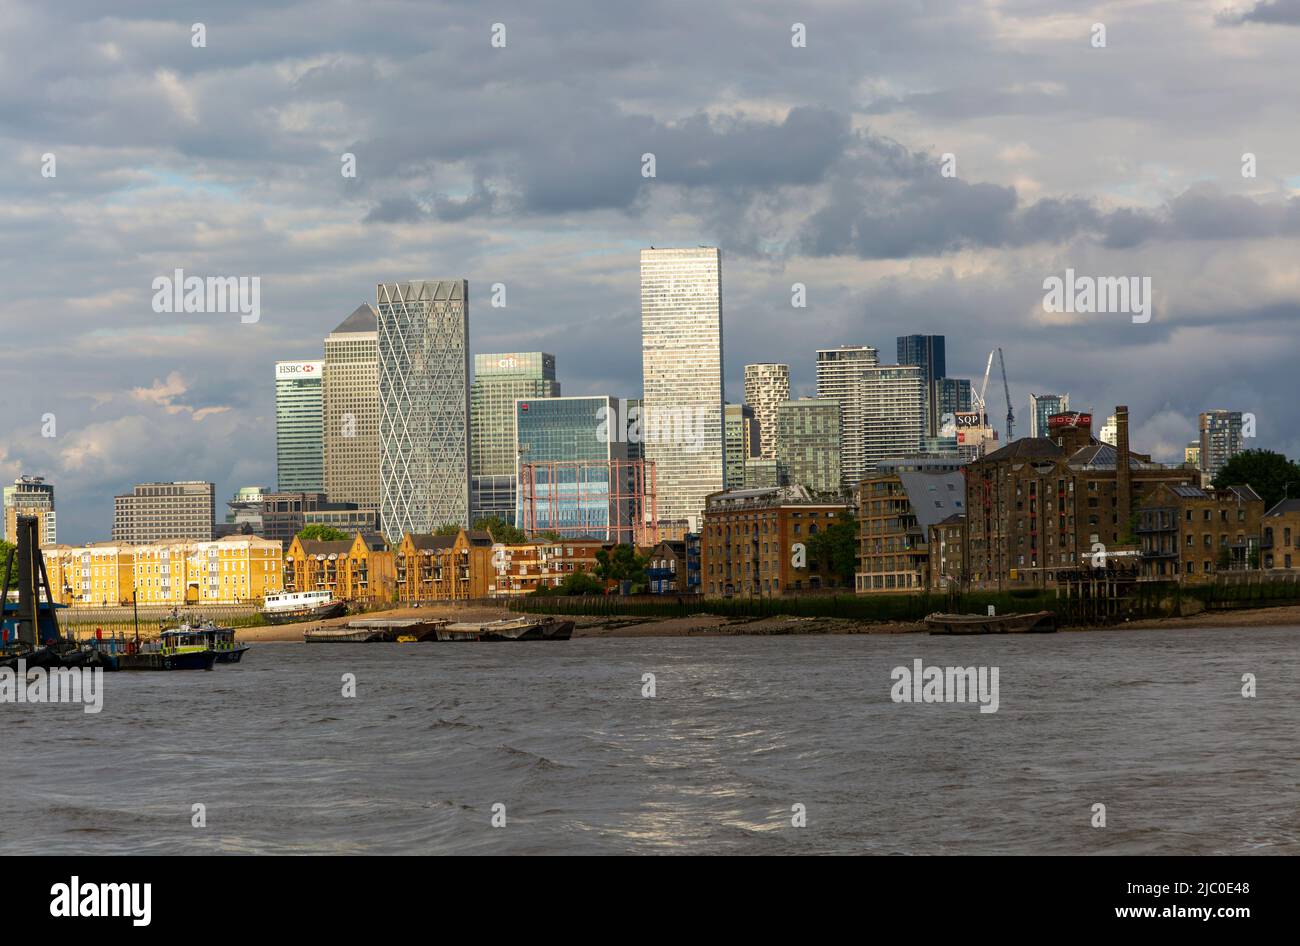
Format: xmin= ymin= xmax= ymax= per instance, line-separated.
xmin=1212 ymin=449 xmax=1300 ymax=511
xmin=473 ymin=516 xmax=527 ymax=545
xmin=534 ymin=530 xmax=563 ymax=542
xmin=298 ymin=524 xmax=349 ymax=542
xmin=0 ymin=539 xmax=15 ymax=591
xmin=558 ymin=571 xmax=605 ymax=595
xmin=595 ymin=543 xmax=648 ymax=591
xmin=806 ymin=518 xmax=858 ymax=585
xmin=435 ymin=523 xmax=462 ymax=536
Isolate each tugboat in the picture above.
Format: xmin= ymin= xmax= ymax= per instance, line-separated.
xmin=116 ymin=628 xmax=218 ymax=671
xmin=259 ymin=590 xmax=347 ymax=625
xmin=167 ymin=621 xmax=249 ymax=663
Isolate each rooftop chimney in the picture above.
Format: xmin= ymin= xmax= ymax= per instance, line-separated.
xmin=1115 ymin=405 xmax=1131 ymax=541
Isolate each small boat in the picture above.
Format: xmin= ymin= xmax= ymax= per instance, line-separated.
xmin=396 ymin=635 xmax=418 ymax=643
xmin=304 ymin=625 xmax=391 ymax=643
xmin=166 ymin=622 xmax=249 ymax=663
xmin=116 ymin=628 xmax=218 ymax=670
xmin=260 ymin=591 xmax=348 ymax=625
xmin=437 ymin=616 xmax=574 ymax=642
xmin=924 ymin=611 xmax=1058 ymax=635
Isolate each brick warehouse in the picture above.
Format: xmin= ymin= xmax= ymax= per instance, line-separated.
xmin=964 ymin=407 xmax=1197 ymax=589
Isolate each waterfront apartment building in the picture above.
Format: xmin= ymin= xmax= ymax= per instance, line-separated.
xmin=723 ymin=403 xmax=760 ymax=488
xmin=815 ymin=345 xmax=878 ymax=489
xmin=861 ymin=365 xmax=926 ymax=477
xmin=1028 ymin=393 xmax=1070 ymax=439
xmin=1136 ymin=483 xmax=1263 ymax=580
xmin=1199 ymin=410 xmax=1245 ymax=485
xmin=1261 ymin=499 xmax=1300 ymax=572
xmin=964 ymin=408 xmax=1196 ymax=589
xmin=2 ymin=475 xmax=55 ymax=546
xmin=855 ymin=469 xmax=966 ymax=593
xmin=112 ymin=481 xmax=215 ymax=543
xmin=377 ymin=280 xmax=470 ymax=542
xmin=283 ymin=531 xmax=395 ymax=603
xmin=743 ymin=363 xmax=789 ymax=461
xmin=43 ymin=534 xmax=282 ymax=607
xmin=487 ymin=538 xmax=610 ymax=596
xmin=275 ymin=360 xmax=325 ymax=493
xmin=640 ymin=247 xmax=725 ymax=533
xmin=470 ymin=352 xmax=559 ymax=524
xmin=393 ymin=529 xmax=496 ymax=601
xmin=700 ymin=485 xmax=850 ymax=596
xmin=323 ymin=304 xmax=381 ymax=509
xmin=928 ymin=514 xmax=967 ymax=591
xmin=776 ymin=399 xmax=842 ymax=494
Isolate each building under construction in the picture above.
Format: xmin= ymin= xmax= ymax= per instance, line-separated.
xmin=519 ymin=458 xmax=657 ymax=546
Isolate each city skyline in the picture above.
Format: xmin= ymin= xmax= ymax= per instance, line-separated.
xmin=6 ymin=2 xmax=1300 ymax=543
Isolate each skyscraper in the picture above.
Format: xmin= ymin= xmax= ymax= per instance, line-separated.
xmin=112 ymin=481 xmax=215 ymax=543
xmin=377 ymin=280 xmax=470 ymax=542
xmin=897 ymin=335 xmax=946 ymax=437
xmin=470 ymin=352 xmax=560 ymax=524
xmin=936 ymin=377 xmax=972 ymax=422
xmin=1199 ymin=410 xmax=1244 ymax=484
xmin=860 ymin=365 xmax=926 ymax=476
xmin=1029 ymin=393 xmax=1070 ymax=438
xmin=2 ymin=475 xmax=55 ymax=546
xmin=275 ymin=360 xmax=324 ymax=493
xmin=723 ymin=403 xmax=759 ymax=488
xmin=816 ymin=345 xmax=879 ymax=489
xmin=323 ymin=304 xmax=380 ymax=509
xmin=776 ymin=399 xmax=841 ymax=493
xmin=641 ymin=246 xmax=724 ymax=532
xmin=743 ymin=363 xmax=789 ymax=460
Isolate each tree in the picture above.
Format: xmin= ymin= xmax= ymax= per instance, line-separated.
xmin=595 ymin=543 xmax=648 ymax=591
xmin=1212 ymin=449 xmax=1300 ymax=511
xmin=530 ymin=570 xmax=604 ymax=596
xmin=0 ymin=539 xmax=15 ymax=591
xmin=473 ymin=516 xmax=526 ymax=545
xmin=806 ymin=518 xmax=857 ymax=585
xmin=534 ymin=530 xmax=564 ymax=542
xmin=435 ymin=523 xmax=462 ymax=536
xmin=298 ymin=524 xmax=349 ymax=542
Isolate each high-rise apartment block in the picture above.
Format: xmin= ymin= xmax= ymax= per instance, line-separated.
xmin=275 ymin=360 xmax=324 ymax=493
xmin=776 ymin=399 xmax=842 ymax=494
xmin=743 ymin=363 xmax=789 ymax=460
xmin=815 ymin=345 xmax=879 ymax=489
xmin=1199 ymin=410 xmax=1245 ymax=484
xmin=377 ymin=280 xmax=470 ymax=542
xmin=860 ymin=365 xmax=926 ymax=477
xmin=2 ymin=475 xmax=56 ymax=546
xmin=112 ymin=481 xmax=216 ymax=543
xmin=323 ymin=304 xmax=381 ymax=510
xmin=724 ymin=403 xmax=760 ymax=488
xmin=896 ymin=335 xmax=946 ymax=437
xmin=640 ymin=247 xmax=724 ymax=532
xmin=1029 ymin=393 xmax=1070 ymax=438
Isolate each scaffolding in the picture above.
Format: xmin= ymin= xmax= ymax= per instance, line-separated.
xmin=520 ymin=459 xmax=657 ymax=546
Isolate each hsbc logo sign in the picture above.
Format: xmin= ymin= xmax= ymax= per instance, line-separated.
xmin=276 ymin=361 xmax=323 ymax=379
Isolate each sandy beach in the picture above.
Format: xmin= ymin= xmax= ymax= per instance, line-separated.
xmin=233 ymin=601 xmax=1300 ymax=642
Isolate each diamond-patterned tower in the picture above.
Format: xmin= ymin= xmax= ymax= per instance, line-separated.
xmin=377 ymin=280 xmax=470 ymax=542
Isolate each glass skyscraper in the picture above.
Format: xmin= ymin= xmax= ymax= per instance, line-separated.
xmin=896 ymin=335 xmax=947 ymax=437
xmin=776 ymin=399 xmax=841 ymax=493
xmin=470 ymin=352 xmax=559 ymax=525
xmin=515 ymin=396 xmax=631 ymax=539
xmin=377 ymin=280 xmax=470 ymax=542
xmin=275 ymin=360 xmax=324 ymax=493
xmin=723 ymin=403 xmax=759 ymax=488
xmin=1029 ymin=393 xmax=1070 ymax=438
xmin=641 ymin=247 xmax=724 ymax=532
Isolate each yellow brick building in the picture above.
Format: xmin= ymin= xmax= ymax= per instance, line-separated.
xmin=283 ymin=532 xmax=395 ymax=603
xmin=395 ymin=530 xmax=495 ymax=601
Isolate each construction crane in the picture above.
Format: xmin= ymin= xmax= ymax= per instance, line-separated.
xmin=977 ymin=349 xmax=996 ymax=432
xmin=997 ymin=347 xmax=1015 ymax=442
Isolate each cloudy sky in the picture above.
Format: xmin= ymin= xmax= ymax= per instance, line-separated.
xmin=4 ymin=0 xmax=1299 ymax=543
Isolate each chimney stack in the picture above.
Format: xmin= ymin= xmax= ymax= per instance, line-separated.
xmin=1115 ymin=405 xmax=1131 ymax=542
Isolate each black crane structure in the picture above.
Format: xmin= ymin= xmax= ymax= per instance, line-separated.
xmin=997 ymin=347 xmax=1015 ymax=443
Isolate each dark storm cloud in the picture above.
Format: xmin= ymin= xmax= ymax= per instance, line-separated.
xmin=1220 ymin=1 xmax=1300 ymax=25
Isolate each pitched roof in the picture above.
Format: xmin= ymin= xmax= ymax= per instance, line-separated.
xmin=331 ymin=303 xmax=378 ymax=335
xmin=978 ymin=437 xmax=1064 ymax=464
xmin=298 ymin=539 xmax=353 ymax=556
xmin=356 ymin=532 xmax=389 ymax=551
xmin=407 ymin=534 xmax=456 ymax=551
xmin=464 ymin=530 xmax=494 ymax=546
xmin=897 ymin=471 xmax=967 ymax=532
xmin=1264 ymin=497 xmax=1300 ymax=516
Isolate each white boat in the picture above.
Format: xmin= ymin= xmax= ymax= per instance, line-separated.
xmin=259 ymin=590 xmax=347 ymax=625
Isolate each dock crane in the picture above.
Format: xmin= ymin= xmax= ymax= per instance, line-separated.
xmin=997 ymin=347 xmax=1014 ymax=442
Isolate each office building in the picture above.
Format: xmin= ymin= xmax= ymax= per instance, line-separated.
xmin=640 ymin=247 xmax=724 ymax=532
xmin=743 ymin=363 xmax=789 ymax=460
xmin=112 ymin=481 xmax=215 ymax=543
xmin=1028 ymin=393 xmax=1070 ymax=439
xmin=2 ymin=475 xmax=56 ymax=546
xmin=377 ymin=280 xmax=470 ymax=542
xmin=323 ymin=304 xmax=381 ymax=509
xmin=470 ymin=352 xmax=559 ymax=524
xmin=776 ymin=399 xmax=842 ymax=494
xmin=816 ymin=345 xmax=878 ymax=489
xmin=275 ymin=360 xmax=324 ymax=493
xmin=935 ymin=377 xmax=972 ymax=423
